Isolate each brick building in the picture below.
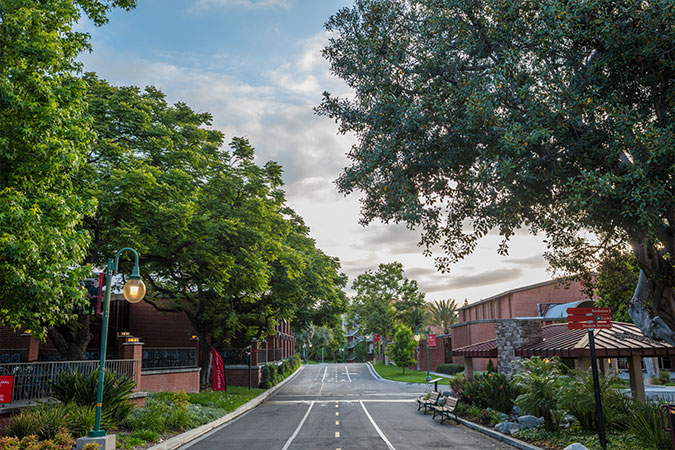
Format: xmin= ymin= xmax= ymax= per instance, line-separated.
xmin=451 ymin=278 xmax=590 ymax=371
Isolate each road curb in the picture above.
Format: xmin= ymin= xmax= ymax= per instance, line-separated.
xmin=146 ymin=365 xmax=305 ymax=450
xmin=454 ymin=418 xmax=544 ymax=450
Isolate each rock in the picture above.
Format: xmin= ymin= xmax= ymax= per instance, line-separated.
xmin=563 ymin=444 xmax=590 ymax=450
xmin=497 ymin=412 xmax=509 ymax=422
xmin=511 ymin=405 xmax=521 ymax=416
xmin=517 ymin=415 xmax=543 ymax=429
xmin=495 ymin=421 xmax=521 ymax=435
xmin=559 ymin=413 xmax=578 ymax=429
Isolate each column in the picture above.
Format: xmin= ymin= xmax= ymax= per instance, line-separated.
xmin=120 ymin=339 xmax=144 ymax=392
xmin=464 ymin=357 xmax=474 ymax=381
xmin=628 ymin=354 xmax=646 ymax=403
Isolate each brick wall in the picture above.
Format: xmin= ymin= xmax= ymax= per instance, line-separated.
xmin=141 ymin=368 xmax=201 ymax=393
xmin=413 ymin=337 xmax=450 ymax=372
xmin=128 ymin=301 xmax=196 ymax=348
xmin=224 ymin=366 xmax=262 ymax=388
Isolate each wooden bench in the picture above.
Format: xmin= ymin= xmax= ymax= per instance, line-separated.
xmin=432 ymin=396 xmax=460 ymax=424
xmin=417 ymin=391 xmax=440 ymax=413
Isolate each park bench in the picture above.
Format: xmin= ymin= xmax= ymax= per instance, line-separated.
xmin=417 ymin=391 xmax=441 ymax=413
xmin=432 ymin=396 xmax=459 ymax=424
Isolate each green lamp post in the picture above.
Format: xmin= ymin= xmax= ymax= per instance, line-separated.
xmin=88 ymin=248 xmax=145 ymax=438
xmin=414 ymin=325 xmax=431 ymax=382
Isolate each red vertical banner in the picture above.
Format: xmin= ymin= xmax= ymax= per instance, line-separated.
xmin=0 ymin=376 xmax=13 ymax=403
xmin=211 ymin=347 xmax=226 ymax=391
xmin=373 ymin=333 xmax=379 ymax=343
xmin=428 ymin=334 xmax=437 ymax=347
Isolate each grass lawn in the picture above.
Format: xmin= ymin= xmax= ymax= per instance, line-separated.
xmin=186 ymin=386 xmax=265 ymax=410
xmin=372 ymin=362 xmax=451 ymax=385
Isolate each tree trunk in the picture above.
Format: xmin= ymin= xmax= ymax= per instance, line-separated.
xmin=629 ymin=242 xmax=675 ymax=345
xmin=48 ymin=314 xmax=92 ymax=360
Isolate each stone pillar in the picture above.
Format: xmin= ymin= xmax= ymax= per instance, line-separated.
xmin=26 ymin=336 xmax=39 ymax=362
xmin=495 ymin=319 xmax=543 ymax=379
xmin=120 ymin=339 xmax=144 ymax=392
xmin=628 ymin=355 xmax=646 ymax=403
xmin=464 ymin=357 xmax=474 ymax=381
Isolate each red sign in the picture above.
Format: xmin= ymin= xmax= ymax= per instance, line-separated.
xmin=428 ymin=334 xmax=437 ymax=347
xmin=0 ymin=376 xmax=13 ymax=403
xmin=567 ymin=307 xmax=612 ymax=330
xmin=373 ymin=333 xmax=379 ymax=343
xmin=211 ymin=347 xmax=226 ymax=391
xmin=567 ymin=307 xmax=611 ymax=315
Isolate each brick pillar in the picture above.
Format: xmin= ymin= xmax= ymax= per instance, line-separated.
xmin=26 ymin=336 xmax=39 ymax=362
xmin=495 ymin=319 xmax=543 ymax=379
xmin=120 ymin=340 xmax=143 ymax=392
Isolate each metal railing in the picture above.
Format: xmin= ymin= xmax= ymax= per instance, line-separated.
xmin=0 ymin=359 xmax=138 ymax=403
xmin=142 ymin=348 xmax=197 ymax=370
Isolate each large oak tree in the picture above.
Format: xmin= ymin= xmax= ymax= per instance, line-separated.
xmin=318 ymin=0 xmax=674 ymax=342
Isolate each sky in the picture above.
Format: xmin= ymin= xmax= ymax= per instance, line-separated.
xmin=79 ymin=0 xmax=554 ymax=305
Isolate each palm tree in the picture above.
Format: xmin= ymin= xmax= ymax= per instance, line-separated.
xmin=427 ymin=299 xmax=458 ymax=334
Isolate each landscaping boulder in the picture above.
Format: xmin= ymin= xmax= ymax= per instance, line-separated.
xmin=517 ymin=415 xmax=543 ymax=429
xmin=563 ymin=444 xmax=590 ymax=450
xmin=495 ymin=421 xmax=521 ymax=435
xmin=511 ymin=405 xmax=521 ymax=416
xmin=497 ymin=412 xmax=509 ymax=422
xmin=559 ymin=413 xmax=578 ymax=429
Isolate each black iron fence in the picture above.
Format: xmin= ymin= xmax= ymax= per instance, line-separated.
xmin=141 ymin=348 xmax=198 ymax=370
xmin=0 ymin=359 xmax=138 ymax=403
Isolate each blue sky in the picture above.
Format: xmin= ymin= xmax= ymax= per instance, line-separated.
xmin=80 ymin=0 xmax=554 ymax=304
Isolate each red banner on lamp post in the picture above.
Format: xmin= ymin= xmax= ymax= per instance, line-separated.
xmin=211 ymin=347 xmax=226 ymax=391
xmin=0 ymin=376 xmax=13 ymax=403
xmin=373 ymin=333 xmax=379 ymax=343
xmin=428 ymin=334 xmax=437 ymax=347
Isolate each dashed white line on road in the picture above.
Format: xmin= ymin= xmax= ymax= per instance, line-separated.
xmin=344 ymin=366 xmax=352 ymax=382
xmin=336 ymin=411 xmax=339 ymax=416
xmin=281 ymin=401 xmax=315 ymax=450
xmin=336 ymin=420 xmax=339 ymax=425
xmin=335 ymin=432 xmax=340 ymax=438
xmin=359 ymin=400 xmax=397 ymax=450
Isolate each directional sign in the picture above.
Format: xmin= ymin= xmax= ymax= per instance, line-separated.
xmin=567 ymin=307 xmax=611 ymax=315
xmin=568 ymin=322 xmax=613 ymax=330
xmin=568 ymin=314 xmax=612 ymax=323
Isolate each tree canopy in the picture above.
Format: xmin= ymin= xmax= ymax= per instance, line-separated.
xmin=427 ymin=299 xmax=458 ymax=335
xmin=78 ymin=75 xmax=347 ymax=370
xmin=350 ymin=262 xmax=426 ymax=361
xmin=388 ymin=325 xmax=416 ymax=374
xmin=0 ymin=0 xmax=135 ymax=337
xmin=319 ymin=0 xmax=674 ymax=342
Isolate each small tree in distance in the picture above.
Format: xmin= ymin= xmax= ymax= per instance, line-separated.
xmin=389 ymin=326 xmax=417 ymax=375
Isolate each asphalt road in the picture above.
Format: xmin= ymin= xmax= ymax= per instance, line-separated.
xmin=180 ymin=363 xmax=511 ymax=450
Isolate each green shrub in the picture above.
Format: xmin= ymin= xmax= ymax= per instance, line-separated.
xmin=659 ymin=370 xmax=671 ymax=385
xmin=354 ymin=340 xmax=368 ymax=363
xmin=628 ymin=400 xmax=671 ymax=450
xmin=52 ymin=369 xmax=135 ymax=425
xmin=282 ymin=359 xmax=291 ymax=376
xmin=118 ymin=435 xmax=146 ymax=449
xmin=486 ymin=359 xmax=496 ymax=373
xmin=33 ymin=403 xmax=72 ymax=440
xmin=514 ymin=356 xmax=564 ymax=430
xmin=131 ymin=429 xmax=160 ymax=442
xmin=268 ymin=364 xmax=277 ymax=385
xmin=435 ymin=363 xmax=464 ymax=375
xmin=165 ymin=406 xmax=196 ymax=431
xmin=1 ymin=409 xmax=40 ymax=438
xmin=558 ymin=370 xmax=630 ymax=431
xmin=292 ymin=354 xmax=301 ymax=369
xmin=121 ymin=399 xmax=169 ymax=433
xmin=66 ymin=404 xmax=97 ymax=438
xmin=0 ymin=431 xmax=75 ymax=450
xmin=260 ymin=364 xmax=271 ymax=389
xmin=463 ymin=372 xmax=519 ymax=414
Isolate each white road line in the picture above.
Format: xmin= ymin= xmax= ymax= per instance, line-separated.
xmin=281 ymin=401 xmax=315 ymax=450
xmin=267 ymin=399 xmax=415 ymax=405
xmin=335 ymin=432 xmax=340 ymax=438
xmin=359 ymin=401 xmax=397 ymax=450
xmin=321 ymin=366 xmax=328 ymax=383
xmin=344 ymin=366 xmax=352 ymax=382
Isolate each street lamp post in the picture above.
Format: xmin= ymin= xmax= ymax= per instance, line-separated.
xmin=414 ymin=325 xmax=431 ymax=382
xmin=89 ymin=248 xmax=145 ymax=438
xmin=302 ymin=343 xmax=307 ymax=364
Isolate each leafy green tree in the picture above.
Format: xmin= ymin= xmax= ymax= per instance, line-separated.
xmin=0 ymin=0 xmax=135 ymax=338
xmin=319 ymin=0 xmax=675 ymax=343
xmin=595 ymin=250 xmax=639 ymax=323
xmin=354 ymin=339 xmax=369 ymax=363
xmin=388 ymin=326 xmax=416 ymax=374
xmin=73 ymin=76 xmax=346 ymax=371
xmin=350 ymin=262 xmax=426 ymax=363
xmin=428 ymin=299 xmax=458 ymax=335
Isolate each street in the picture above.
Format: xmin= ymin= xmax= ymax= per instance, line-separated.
xmin=180 ymin=363 xmax=511 ymax=450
